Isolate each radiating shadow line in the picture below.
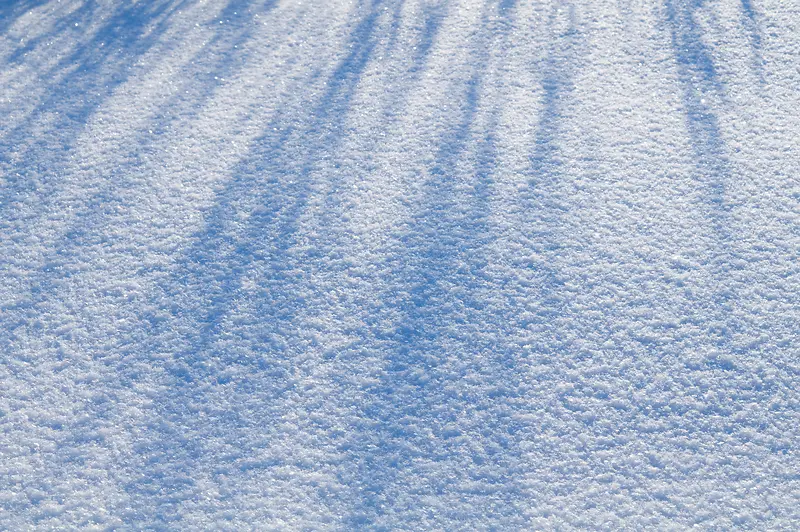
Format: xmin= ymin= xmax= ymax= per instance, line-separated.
xmin=167 ymin=0 xmax=394 ymax=366
xmin=522 ymin=2 xmax=580 ymax=315
xmin=0 ymin=0 xmax=278 ymax=524
xmin=665 ymin=0 xmax=729 ymax=221
xmin=0 ymin=0 xmax=198 ymax=420
xmin=509 ymin=0 xmax=601 ymax=464
xmin=120 ymin=0 xmax=417 ymax=525
xmin=739 ymin=0 xmax=765 ymax=84
xmin=341 ymin=1 xmax=533 ymax=527
xmin=0 ymin=0 xmax=49 ymax=37
xmin=346 ymin=78 xmax=489 ymax=529
xmin=665 ymin=0 xmax=745 ymax=354
xmin=0 ymin=0 xmax=193 ymax=220
xmin=2 ymin=0 xmax=271 ymax=300
xmin=0 ymin=0 xmax=191 ymax=517
xmin=1 ymin=0 xmax=273 ymax=320
xmin=664 ymin=1 xmax=732 ymax=229
xmin=310 ymin=0 xmax=450 ymax=267
xmin=0 ymin=0 xmax=274 ymax=369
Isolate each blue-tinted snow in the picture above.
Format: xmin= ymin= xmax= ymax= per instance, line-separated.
xmin=1 ymin=0 xmax=798 ymax=529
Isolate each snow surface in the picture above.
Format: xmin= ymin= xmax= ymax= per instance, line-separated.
xmin=1 ymin=0 xmax=799 ymax=529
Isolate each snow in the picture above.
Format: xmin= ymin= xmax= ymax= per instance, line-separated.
xmin=1 ymin=0 xmax=798 ymax=528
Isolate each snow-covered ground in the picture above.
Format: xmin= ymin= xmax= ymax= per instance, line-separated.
xmin=1 ymin=0 xmax=798 ymax=528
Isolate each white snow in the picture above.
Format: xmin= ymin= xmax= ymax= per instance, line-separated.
xmin=1 ymin=0 xmax=798 ymax=529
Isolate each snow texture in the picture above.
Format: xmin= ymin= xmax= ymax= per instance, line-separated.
xmin=1 ymin=0 xmax=799 ymax=529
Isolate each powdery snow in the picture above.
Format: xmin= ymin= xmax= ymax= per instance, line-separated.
xmin=1 ymin=0 xmax=798 ymax=529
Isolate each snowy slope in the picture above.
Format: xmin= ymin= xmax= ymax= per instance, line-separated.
xmin=1 ymin=0 xmax=798 ymax=529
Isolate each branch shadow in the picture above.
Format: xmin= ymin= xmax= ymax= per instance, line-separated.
xmin=0 ymin=0 xmax=49 ymax=37
xmin=119 ymin=0 xmax=428 ymax=525
xmin=0 ymin=0 xmax=193 ymax=221
xmin=739 ymin=0 xmax=765 ymax=85
xmin=665 ymin=0 xmax=729 ymax=228
xmin=664 ymin=0 xmax=746 ymax=354
xmin=2 ymin=0 xmax=273 ymax=323
xmin=339 ymin=1 xmax=540 ymax=527
xmin=159 ymin=0 xmax=392 ymax=373
xmin=509 ymin=0 xmax=605 ymax=484
xmin=0 ymin=0 xmax=280 ymax=524
xmin=522 ymin=2 xmax=581 ymax=321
